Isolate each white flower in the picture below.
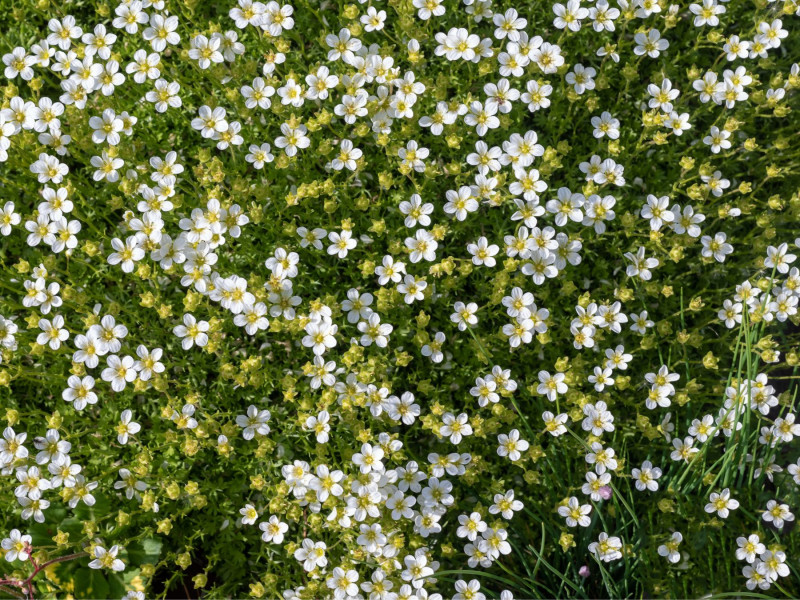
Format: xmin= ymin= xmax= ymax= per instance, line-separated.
xmin=521 ymin=80 xmax=552 ymax=112
xmin=497 ymin=429 xmax=529 ymax=461
xmin=260 ymin=516 xmax=289 ymax=543
xmin=327 ymin=229 xmax=357 ymax=258
xmin=399 ymin=194 xmax=433 ymax=229
xmin=439 ymin=412 xmax=473 ymax=444
xmin=89 ymin=545 xmax=125 ymax=571
xmin=15 ymin=466 xmax=52 ymax=500
xmin=421 ymin=331 xmax=446 ymax=363
xmin=532 ymin=42 xmax=564 ymax=74
xmin=558 ymin=497 xmax=592 ymax=527
xmin=278 ymin=78 xmax=305 ymax=107
xmin=399 ymin=141 xmax=429 ymax=172
xmin=757 ymin=19 xmax=787 ymax=50
xmin=690 ymin=0 xmax=725 ymax=26
xmin=304 ymin=411 xmax=331 ymax=443
xmin=143 ymin=14 xmax=180 ymax=52
xmin=588 ymin=533 xmax=623 ymax=562
xmin=704 ymin=488 xmax=739 ymax=518
xmin=0 ymin=427 xmax=28 ymax=464
xmin=302 ymin=318 xmax=337 ymax=358
xmin=553 ymin=0 xmax=588 ymax=31
xmin=326 ymin=28 xmax=362 ymax=63
xmin=670 ymin=436 xmax=699 ymax=461
xmin=582 ymin=401 xmax=615 ymax=436
xmin=641 ymin=194 xmax=674 ymax=231
xmin=305 ymin=66 xmax=337 ymax=100
xmin=587 ymin=366 xmax=614 ymax=392
xmin=591 ymin=111 xmax=620 ymax=139
xmin=2 ymin=529 xmax=32 ymax=562
xmin=630 ymin=310 xmax=654 ymax=335
xmin=538 ymin=370 xmax=567 ymax=402
xmin=700 ymin=232 xmax=733 ymax=262
xmin=245 ymin=143 xmax=274 ymax=169
xmin=450 ymin=301 xmax=478 ymax=331
xmin=585 ymin=442 xmax=617 ymax=474
xmin=703 ymin=126 xmax=732 ymax=154
xmin=62 ymin=375 xmax=98 ymax=410
xmin=146 ymin=79 xmax=182 ymax=112
xmin=358 ymin=313 xmax=393 ymax=348
xmin=589 ymin=0 xmax=619 ymax=31
xmin=454 ymin=579 xmax=485 ymax=600
xmin=757 ymin=550 xmax=789 ymax=580
xmin=274 ymin=122 xmax=310 ymax=156
xmin=765 ymin=243 xmax=797 ymax=273
xmin=648 ymin=79 xmax=680 ymax=113
xmin=671 ymin=204 xmax=705 ymax=237
xmin=189 ymin=34 xmax=223 ymax=69
xmin=47 ymin=15 xmax=82 ymax=50
xmin=236 ymin=405 xmax=272 ymax=440
xmin=108 ymin=236 xmax=145 ymax=273
xmin=112 ymin=0 xmax=147 ymax=34
xmin=657 ymin=532 xmax=683 ymax=564
xmin=90 ymin=151 xmax=124 ymax=182
xmin=444 ymin=186 xmax=479 ymax=221
xmin=405 ymin=229 xmax=438 ymax=263
xmin=360 ymin=6 xmax=386 ymax=31
xmin=353 ymin=443 xmax=384 ymax=474
xmin=762 ymin=500 xmax=794 ymax=529
xmin=0 ymin=201 xmax=21 ymax=235
xmin=566 ymin=64 xmax=595 ymax=94
xmin=3 ymin=47 xmax=36 ymax=81
xmin=49 ymin=218 xmax=81 ymax=253
xmin=331 ymin=139 xmax=362 ymax=171
xmin=467 ymin=237 xmax=499 ymax=267
xmin=631 ymin=461 xmax=662 ymax=492
xmin=464 ymin=101 xmax=499 ymax=136
xmin=239 ymin=503 xmax=259 ymax=526
xmin=261 ymin=2 xmax=294 ymax=36
xmin=736 ymin=534 xmax=765 ymax=563
xmin=19 ymin=497 xmax=50 ymax=523
xmin=340 ymin=289 xmax=373 ymax=323
xmin=126 ymin=50 xmax=160 ymax=83
xmin=665 ymin=111 xmax=692 ymax=136
xmin=38 ymin=187 xmax=71 ymax=220
xmin=117 ymin=410 xmax=141 ymax=445
xmin=101 ymin=355 xmax=137 ymax=392
xmin=30 ymin=152 xmax=68 ymax=184
xmin=192 ymin=105 xmax=228 ymax=139
xmin=413 ymin=0 xmax=445 ymax=19
xmin=625 ymin=246 xmax=659 ymax=281
xmin=171 ymin=404 xmax=198 ymax=430
xmin=457 ymin=512 xmax=487 ymax=541
xmin=172 ymin=314 xmax=210 ymax=350
xmin=435 ymin=27 xmax=480 ymax=62
xmin=634 ymin=29 xmax=668 ymax=58
xmin=37 ymin=315 xmax=69 ymax=350
xmin=493 ymin=8 xmax=526 ymax=41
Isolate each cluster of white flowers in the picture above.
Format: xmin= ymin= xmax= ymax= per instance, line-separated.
xmin=718 ymin=242 xmax=800 ymax=330
xmin=1 ymin=424 xmax=98 ymax=524
xmin=1 ymin=0 xmax=799 ymax=595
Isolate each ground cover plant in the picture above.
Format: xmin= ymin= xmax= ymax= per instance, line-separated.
xmin=0 ymin=0 xmax=799 ymax=597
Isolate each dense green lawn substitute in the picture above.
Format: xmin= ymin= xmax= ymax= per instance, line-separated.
xmin=1 ymin=0 xmax=800 ymax=597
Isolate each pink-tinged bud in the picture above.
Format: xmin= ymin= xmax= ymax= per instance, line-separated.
xmin=579 ymin=565 xmax=591 ymax=578
xmin=599 ymin=485 xmax=613 ymax=500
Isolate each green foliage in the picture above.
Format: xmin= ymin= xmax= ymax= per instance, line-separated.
xmin=0 ymin=0 xmax=799 ymax=598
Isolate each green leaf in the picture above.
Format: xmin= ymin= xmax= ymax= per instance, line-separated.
xmin=73 ymin=567 xmax=110 ymax=600
xmin=107 ymin=572 xmax=128 ymax=599
xmin=74 ymin=493 xmax=112 ymax=521
xmin=126 ymin=537 xmax=163 ymax=566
